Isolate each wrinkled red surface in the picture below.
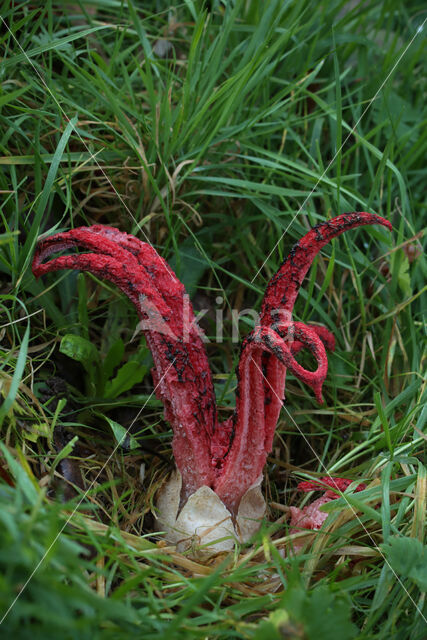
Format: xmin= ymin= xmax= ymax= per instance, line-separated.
xmin=289 ymin=477 xmax=367 ymax=551
xmin=215 ymin=213 xmax=391 ymax=512
xmin=290 ymin=493 xmax=333 ymax=533
xmin=32 ymin=213 xmax=391 ymax=515
xmin=297 ymin=477 xmax=366 ymax=493
xmin=33 ymin=226 xmax=217 ymax=498
xmin=214 ymin=322 xmax=330 ymax=512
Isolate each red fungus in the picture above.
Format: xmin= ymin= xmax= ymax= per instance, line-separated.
xmin=32 ymin=212 xmax=391 ymax=523
xmin=297 ymin=477 xmax=367 ymax=494
xmin=213 ymin=212 xmax=391 ymax=513
xmin=288 ymin=477 xmax=367 ymax=543
xmin=33 ymin=225 xmax=217 ymax=499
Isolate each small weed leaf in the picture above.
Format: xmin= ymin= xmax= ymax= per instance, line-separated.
xmin=382 ymin=536 xmax=427 ymax=591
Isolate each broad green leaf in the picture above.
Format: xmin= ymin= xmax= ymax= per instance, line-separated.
xmin=104 ymin=361 xmax=147 ymax=399
xmin=103 ymin=339 xmax=125 ymax=382
xmin=382 ymin=536 xmax=427 ymax=591
xmin=278 ymin=584 xmax=357 ymax=640
xmin=103 ymin=416 xmax=138 ymax=450
xmin=59 ymin=334 xmax=99 ymax=372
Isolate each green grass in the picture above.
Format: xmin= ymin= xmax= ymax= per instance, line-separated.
xmin=0 ymin=1 xmax=426 ymax=638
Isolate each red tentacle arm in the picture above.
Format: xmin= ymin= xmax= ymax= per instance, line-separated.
xmin=258 ymin=213 xmax=391 ymax=470
xmin=65 ymin=226 xmax=220 ymax=444
xmin=32 ymin=227 xmax=217 ymax=498
xmin=80 ymin=226 xmax=190 ymax=326
xmin=260 ymin=212 xmax=392 ymax=323
xmin=214 ymin=323 xmax=328 ymax=514
xmin=215 ymin=213 xmax=391 ymax=514
xmin=297 ymin=477 xmax=366 ymax=493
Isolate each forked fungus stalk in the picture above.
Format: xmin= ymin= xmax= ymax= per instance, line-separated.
xmin=33 ymin=213 xmax=391 ymax=550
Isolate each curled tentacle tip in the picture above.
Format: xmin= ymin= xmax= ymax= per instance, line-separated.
xmin=312 ymin=325 xmax=336 ymax=352
xmin=315 ymin=391 xmax=324 ymax=405
xmin=313 ymin=382 xmax=324 ymax=404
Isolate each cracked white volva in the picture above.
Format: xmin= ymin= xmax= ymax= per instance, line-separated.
xmin=155 ymin=471 xmax=266 ymax=552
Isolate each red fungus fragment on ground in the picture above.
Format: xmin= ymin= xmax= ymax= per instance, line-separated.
xmin=297 ymin=477 xmax=367 ymax=494
xmin=290 ymin=493 xmax=335 ymax=532
xmin=289 ymin=477 xmax=367 ymax=544
xmin=32 ymin=213 xmax=391 ymax=523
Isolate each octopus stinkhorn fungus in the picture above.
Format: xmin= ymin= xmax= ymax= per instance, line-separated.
xmin=32 ymin=213 xmax=391 ymax=552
